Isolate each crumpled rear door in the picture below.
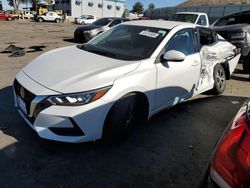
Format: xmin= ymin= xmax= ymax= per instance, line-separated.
xmin=196 ymin=31 xmax=239 ymax=92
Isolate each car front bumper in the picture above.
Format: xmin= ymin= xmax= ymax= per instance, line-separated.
xmin=13 ymin=72 xmax=112 ymax=143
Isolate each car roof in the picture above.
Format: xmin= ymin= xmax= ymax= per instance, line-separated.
xmin=123 ymin=20 xmax=196 ymax=30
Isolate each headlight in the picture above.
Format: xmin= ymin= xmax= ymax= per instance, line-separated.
xmin=231 ymin=32 xmax=246 ymax=39
xmin=47 ymin=86 xmax=111 ymax=106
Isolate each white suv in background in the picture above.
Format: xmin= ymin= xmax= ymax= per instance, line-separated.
xmin=75 ymin=15 xmax=96 ymax=25
xmin=37 ymin=12 xmax=62 ymax=23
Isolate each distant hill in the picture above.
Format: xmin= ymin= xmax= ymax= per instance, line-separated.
xmin=178 ymin=0 xmax=250 ymax=7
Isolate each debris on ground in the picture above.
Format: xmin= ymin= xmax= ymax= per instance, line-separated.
xmin=2 ymin=45 xmax=26 ymax=57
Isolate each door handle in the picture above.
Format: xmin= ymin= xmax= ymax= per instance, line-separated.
xmin=192 ymin=61 xmax=200 ymax=67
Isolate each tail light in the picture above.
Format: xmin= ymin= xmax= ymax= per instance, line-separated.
xmin=211 ymin=100 xmax=250 ymax=188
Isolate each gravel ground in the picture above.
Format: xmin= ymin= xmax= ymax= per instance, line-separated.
xmin=0 ymin=20 xmax=249 ymax=188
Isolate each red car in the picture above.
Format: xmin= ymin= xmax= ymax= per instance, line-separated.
xmin=207 ymin=100 xmax=250 ymax=187
xmin=0 ymin=12 xmax=14 ymax=21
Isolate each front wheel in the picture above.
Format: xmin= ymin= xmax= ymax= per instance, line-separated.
xmin=38 ymin=17 xmax=43 ymax=22
xmin=81 ymin=21 xmax=85 ymax=25
xmin=55 ymin=18 xmax=60 ymax=23
xmin=7 ymin=17 xmax=12 ymax=21
xmin=102 ymin=94 xmax=137 ymax=143
xmin=212 ymin=64 xmax=226 ymax=94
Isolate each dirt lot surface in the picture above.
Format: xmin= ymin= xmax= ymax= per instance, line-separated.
xmin=0 ymin=20 xmax=250 ymax=188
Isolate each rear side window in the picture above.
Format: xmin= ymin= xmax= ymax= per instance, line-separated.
xmin=165 ymin=29 xmax=197 ymax=56
xmin=197 ymin=15 xmax=207 ymax=26
xmin=199 ymin=29 xmax=217 ymax=46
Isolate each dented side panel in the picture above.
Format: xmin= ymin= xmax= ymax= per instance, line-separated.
xmin=196 ymin=39 xmax=239 ymax=93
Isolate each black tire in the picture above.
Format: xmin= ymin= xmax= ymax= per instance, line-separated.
xmin=7 ymin=17 xmax=12 ymax=21
xmin=212 ymin=64 xmax=226 ymax=94
xmin=81 ymin=21 xmax=85 ymax=25
xmin=243 ymin=54 xmax=250 ymax=73
xmin=102 ymin=93 xmax=137 ymax=143
xmin=38 ymin=17 xmax=43 ymax=22
xmin=55 ymin=18 xmax=60 ymax=23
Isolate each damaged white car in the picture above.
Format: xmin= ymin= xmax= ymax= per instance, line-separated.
xmin=13 ymin=21 xmax=240 ymax=143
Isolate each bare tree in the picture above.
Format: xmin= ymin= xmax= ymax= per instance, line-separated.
xmin=7 ymin=0 xmax=27 ymax=12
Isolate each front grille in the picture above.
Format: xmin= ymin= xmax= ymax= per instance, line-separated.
xmin=13 ymin=79 xmax=36 ymax=115
xmin=14 ymin=79 xmax=52 ymax=124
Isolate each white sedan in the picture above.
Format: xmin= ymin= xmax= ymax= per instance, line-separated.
xmin=75 ymin=15 xmax=96 ymax=25
xmin=13 ymin=21 xmax=240 ymax=143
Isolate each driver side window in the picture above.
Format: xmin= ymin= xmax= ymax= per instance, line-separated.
xmin=165 ymin=29 xmax=197 ymax=56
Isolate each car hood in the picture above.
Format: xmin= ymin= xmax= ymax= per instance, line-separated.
xmin=76 ymin=24 xmax=104 ymax=31
xmin=22 ymin=46 xmax=140 ymax=94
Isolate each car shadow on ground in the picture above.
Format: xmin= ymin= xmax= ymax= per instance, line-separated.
xmin=27 ymin=45 xmax=47 ymax=53
xmin=231 ymin=75 xmax=250 ymax=82
xmin=63 ymin=38 xmax=84 ymax=44
xmin=0 ymin=85 xmax=248 ymax=188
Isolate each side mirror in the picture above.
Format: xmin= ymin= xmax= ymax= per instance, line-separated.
xmin=163 ymin=50 xmax=186 ymax=62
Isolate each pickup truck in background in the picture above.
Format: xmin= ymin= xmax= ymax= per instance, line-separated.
xmin=169 ymin=12 xmax=209 ymax=27
xmin=170 ymin=11 xmax=250 ymax=73
xmin=212 ymin=10 xmax=250 ymax=73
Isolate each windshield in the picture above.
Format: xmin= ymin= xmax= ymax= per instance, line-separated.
xmin=93 ymin=18 xmax=113 ymax=26
xmin=170 ymin=14 xmax=198 ymax=23
xmin=81 ymin=25 xmax=169 ymax=61
xmin=79 ymin=15 xmax=87 ymax=19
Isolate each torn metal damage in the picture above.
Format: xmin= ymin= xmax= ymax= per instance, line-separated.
xmin=197 ymin=40 xmax=238 ymax=91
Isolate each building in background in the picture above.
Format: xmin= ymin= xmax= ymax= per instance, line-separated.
xmin=54 ymin=0 xmax=125 ymax=18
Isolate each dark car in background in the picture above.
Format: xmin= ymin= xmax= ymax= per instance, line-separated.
xmin=212 ymin=10 xmax=250 ymax=73
xmin=74 ymin=17 xmax=130 ymax=42
xmin=204 ymin=99 xmax=250 ymax=188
